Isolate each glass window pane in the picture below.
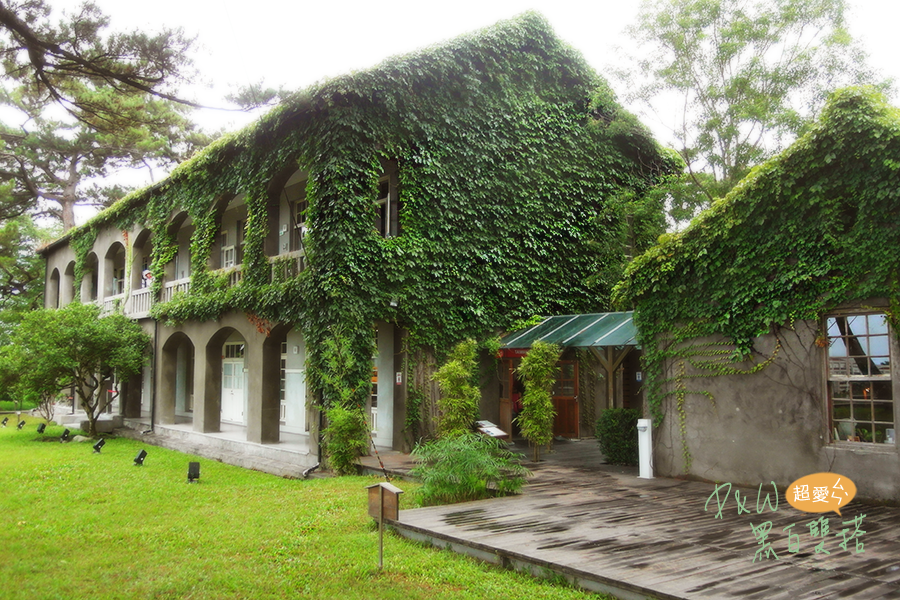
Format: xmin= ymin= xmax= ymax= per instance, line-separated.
xmin=849 ymin=337 xmax=868 ymax=357
xmin=868 ymin=314 xmax=889 ymax=335
xmin=870 ymin=335 xmax=889 ymax=358
xmin=850 ymin=382 xmax=870 ymax=399
xmin=853 ymin=403 xmax=872 ymax=421
xmin=845 ymin=315 xmax=864 ymax=334
xmin=873 ymin=402 xmax=894 ymax=422
xmin=831 ymin=381 xmax=850 ymax=399
xmin=833 ymin=401 xmax=851 ymax=420
xmin=829 ymin=336 xmax=847 ymax=357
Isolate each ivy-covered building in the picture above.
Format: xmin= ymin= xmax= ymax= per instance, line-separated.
xmin=618 ymin=88 xmax=900 ymax=501
xmin=39 ymin=13 xmax=676 ymax=467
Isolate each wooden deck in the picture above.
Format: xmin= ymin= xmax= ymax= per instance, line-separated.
xmin=380 ymin=439 xmax=900 ymax=599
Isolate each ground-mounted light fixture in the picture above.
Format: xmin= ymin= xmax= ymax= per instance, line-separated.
xmin=187 ymin=462 xmax=200 ymax=483
xmin=134 ymin=449 xmax=147 ymax=466
xmin=17 ymin=420 xmax=25 ymax=430
xmin=93 ymin=439 xmax=106 ymax=453
xmin=60 ymin=428 xmax=70 ymax=442
xmin=1 ymin=417 xmax=8 ymax=427
xmin=36 ymin=423 xmax=46 ymax=434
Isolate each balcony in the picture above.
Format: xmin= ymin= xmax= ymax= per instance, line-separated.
xmin=98 ymin=255 xmax=307 ymax=320
xmin=161 ymin=277 xmax=191 ymax=303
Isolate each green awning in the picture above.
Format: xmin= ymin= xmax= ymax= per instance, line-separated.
xmin=500 ymin=312 xmax=638 ymax=349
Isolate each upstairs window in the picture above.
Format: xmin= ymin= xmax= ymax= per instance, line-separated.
xmin=374 ymin=164 xmax=402 ymax=238
xmin=827 ymin=313 xmax=894 ymax=444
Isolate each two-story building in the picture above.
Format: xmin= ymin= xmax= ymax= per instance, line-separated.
xmin=39 ymin=12 xmax=677 ymax=471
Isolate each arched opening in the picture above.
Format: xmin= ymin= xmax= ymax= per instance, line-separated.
xmin=47 ymin=268 xmax=60 ymax=309
xmin=104 ymin=242 xmax=126 ymax=298
xmin=159 ymin=332 xmax=195 ymax=426
xmin=61 ymin=261 xmax=76 ymax=305
xmin=162 ymin=212 xmax=192 ymax=302
xmin=217 ymin=330 xmax=247 ymax=427
xmin=81 ymin=252 xmax=99 ymax=302
xmin=274 ymin=169 xmax=310 ymax=276
xmin=130 ymin=229 xmax=154 ymax=316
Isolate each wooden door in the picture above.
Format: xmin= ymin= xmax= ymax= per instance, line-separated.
xmin=498 ymin=359 xmax=514 ymax=436
xmin=552 ymin=360 xmax=579 ymax=438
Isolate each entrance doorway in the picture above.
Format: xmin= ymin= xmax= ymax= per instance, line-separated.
xmin=221 ymin=342 xmax=246 ymax=424
xmin=552 ymin=360 xmax=579 ymax=438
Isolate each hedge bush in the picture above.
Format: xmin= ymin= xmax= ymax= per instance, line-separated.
xmin=595 ymin=408 xmax=640 ymax=466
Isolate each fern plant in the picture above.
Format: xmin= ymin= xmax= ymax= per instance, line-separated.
xmin=410 ymin=432 xmax=530 ymax=506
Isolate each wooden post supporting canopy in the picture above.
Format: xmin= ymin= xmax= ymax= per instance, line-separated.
xmin=590 ymin=346 xmax=632 ymax=409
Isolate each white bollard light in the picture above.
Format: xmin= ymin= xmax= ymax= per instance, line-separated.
xmin=637 ymin=418 xmax=653 ymax=479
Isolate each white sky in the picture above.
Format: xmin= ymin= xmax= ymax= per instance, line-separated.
xmin=42 ymin=0 xmax=900 ymax=223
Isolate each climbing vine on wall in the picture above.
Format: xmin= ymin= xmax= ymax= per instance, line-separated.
xmin=55 ymin=13 xmax=676 ymax=429
xmin=616 ymin=87 xmax=900 ymax=469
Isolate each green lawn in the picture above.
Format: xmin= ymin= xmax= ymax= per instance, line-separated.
xmin=0 ymin=416 xmax=609 ymax=600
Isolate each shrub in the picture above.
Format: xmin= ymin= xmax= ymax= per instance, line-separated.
xmin=516 ymin=341 xmax=561 ymax=461
xmin=595 ymin=408 xmax=641 ymax=466
xmin=432 ymin=339 xmax=480 ymax=438
xmin=410 ymin=432 xmax=530 ymax=506
xmin=324 ymin=405 xmax=369 ymax=475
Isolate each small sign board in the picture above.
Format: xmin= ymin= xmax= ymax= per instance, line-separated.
xmin=366 ymin=482 xmax=403 ymax=521
xmin=475 ymin=420 xmax=509 ymax=440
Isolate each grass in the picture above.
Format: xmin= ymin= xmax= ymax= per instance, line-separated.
xmin=0 ymin=400 xmax=37 ymax=411
xmin=0 ymin=416 xmax=612 ymax=600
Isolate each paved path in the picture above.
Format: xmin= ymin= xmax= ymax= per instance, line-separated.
xmin=370 ymin=439 xmax=900 ymax=600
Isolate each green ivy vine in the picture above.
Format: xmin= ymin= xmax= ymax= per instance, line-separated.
xmin=616 ymin=87 xmax=900 ymax=469
xmin=54 ymin=12 xmax=677 ymax=423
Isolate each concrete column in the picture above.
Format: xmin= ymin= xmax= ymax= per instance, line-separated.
xmin=194 ymin=343 xmax=222 ymax=433
xmin=157 ymin=344 xmax=177 ymax=425
xmin=121 ymin=372 xmax=143 ymax=418
xmin=246 ymin=339 xmax=281 ymax=444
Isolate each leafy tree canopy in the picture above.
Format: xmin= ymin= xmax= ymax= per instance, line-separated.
xmin=619 ymin=0 xmax=890 ymax=223
xmin=0 ymin=0 xmax=212 ymax=230
xmin=8 ymin=302 xmax=150 ymax=436
xmin=0 ymin=0 xmax=200 ymax=127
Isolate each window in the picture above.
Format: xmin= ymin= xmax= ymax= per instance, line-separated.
xmin=280 ymin=342 xmax=287 ymax=424
xmin=827 ymin=313 xmax=894 ymax=444
xmin=369 ymin=364 xmax=378 ymax=433
xmin=113 ymin=267 xmax=125 ymax=295
xmin=224 ymin=343 xmax=245 ymax=359
xmin=374 ymin=168 xmax=402 ymax=238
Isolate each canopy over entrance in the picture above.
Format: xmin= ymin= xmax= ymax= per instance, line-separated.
xmin=499 ymin=313 xmax=640 ymax=431
xmin=500 ymin=312 xmax=638 ymax=352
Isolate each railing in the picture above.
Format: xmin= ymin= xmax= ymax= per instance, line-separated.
xmin=101 ymin=293 xmax=125 ymax=315
xmin=270 ymin=250 xmax=306 ymax=282
xmin=130 ymin=287 xmax=153 ymax=317
xmin=161 ymin=277 xmax=191 ymax=303
xmin=106 ymin=255 xmax=308 ymax=319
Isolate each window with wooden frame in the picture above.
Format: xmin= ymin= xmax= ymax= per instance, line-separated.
xmin=374 ymin=164 xmax=402 ymax=238
xmin=826 ymin=313 xmax=894 ymax=444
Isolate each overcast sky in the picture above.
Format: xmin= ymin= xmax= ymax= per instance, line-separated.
xmin=45 ymin=0 xmax=900 ymax=222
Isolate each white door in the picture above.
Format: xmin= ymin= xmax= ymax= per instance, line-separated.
xmin=221 ymin=361 xmax=244 ymax=423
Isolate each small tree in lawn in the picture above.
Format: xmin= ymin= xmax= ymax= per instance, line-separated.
xmin=516 ymin=341 xmax=561 ymax=462
xmin=10 ymin=302 xmax=150 ymax=436
xmin=432 ymin=339 xmax=480 ymax=439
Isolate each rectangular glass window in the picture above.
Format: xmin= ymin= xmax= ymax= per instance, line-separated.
xmin=827 ymin=313 xmax=894 ymax=444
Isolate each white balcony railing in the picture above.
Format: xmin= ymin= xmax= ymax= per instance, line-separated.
xmin=103 ymin=255 xmax=308 ymax=319
xmin=101 ymin=293 xmax=125 ymax=315
xmin=161 ymin=277 xmax=191 ymax=303
xmin=270 ymin=250 xmax=306 ymax=281
xmin=130 ymin=287 xmax=153 ymax=317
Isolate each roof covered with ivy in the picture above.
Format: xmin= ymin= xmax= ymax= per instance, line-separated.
xmin=51 ymin=11 xmax=675 ymax=243
xmin=617 ymin=86 xmax=900 ymax=353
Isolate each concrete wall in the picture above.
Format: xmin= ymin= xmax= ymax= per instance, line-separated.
xmin=653 ymin=317 xmax=900 ymax=501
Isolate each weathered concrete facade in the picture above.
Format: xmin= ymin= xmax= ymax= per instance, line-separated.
xmin=654 ymin=306 xmax=900 ymax=501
